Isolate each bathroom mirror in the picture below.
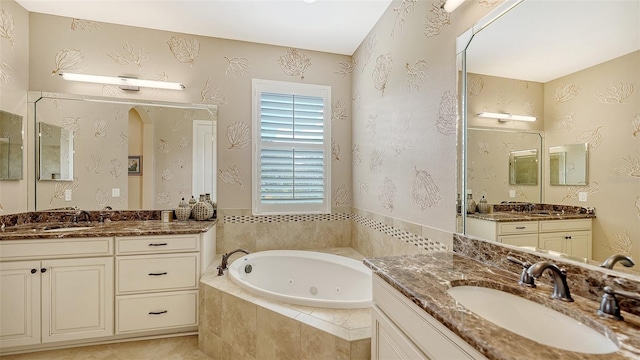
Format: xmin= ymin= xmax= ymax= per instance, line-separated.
xmin=32 ymin=93 xmax=217 ymax=211
xmin=509 ymin=149 xmax=537 ymax=185
xmin=457 ymin=0 xmax=640 ymax=270
xmin=549 ymin=143 xmax=588 ymax=186
xmin=38 ymin=122 xmax=74 ymax=181
xmin=0 ymin=110 xmax=24 ymax=180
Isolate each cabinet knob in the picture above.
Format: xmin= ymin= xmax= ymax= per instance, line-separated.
xmin=31 ymin=269 xmax=37 ymax=274
xmin=41 ymin=268 xmax=47 ymax=273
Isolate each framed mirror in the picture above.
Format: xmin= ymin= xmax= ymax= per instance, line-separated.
xmin=0 ymin=110 xmax=24 ymax=180
xmin=509 ymin=149 xmax=538 ymax=185
xmin=549 ymin=143 xmax=588 ymax=186
xmin=32 ymin=92 xmax=217 ymax=211
xmin=457 ymin=0 xmax=640 ymax=271
xmin=38 ymin=122 xmax=74 ymax=181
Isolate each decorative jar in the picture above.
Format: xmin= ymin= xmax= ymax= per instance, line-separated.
xmin=175 ymin=198 xmax=191 ymax=221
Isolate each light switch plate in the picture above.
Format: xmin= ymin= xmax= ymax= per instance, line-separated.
xmin=64 ymin=189 xmax=72 ymax=201
xmin=112 ymin=188 xmax=120 ymax=197
xmin=509 ymin=190 xmax=516 ymax=198
xmin=578 ymin=192 xmax=588 ymax=202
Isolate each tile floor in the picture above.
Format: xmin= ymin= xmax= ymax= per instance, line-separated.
xmin=0 ymin=335 xmax=211 ymax=360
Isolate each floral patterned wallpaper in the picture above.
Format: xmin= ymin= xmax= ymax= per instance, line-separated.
xmin=351 ymin=0 xmax=497 ymax=232
xmin=0 ymin=0 xmax=29 ymax=213
xmin=25 ymin=9 xmax=353 ymax=213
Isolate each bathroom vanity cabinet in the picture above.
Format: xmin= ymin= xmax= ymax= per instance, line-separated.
xmin=115 ymin=233 xmax=214 ymax=334
xmin=0 ymin=225 xmax=215 ymax=355
xmin=372 ymin=275 xmax=486 ymax=360
xmin=466 ymin=217 xmax=592 ymax=259
xmin=0 ymin=237 xmax=114 ymax=348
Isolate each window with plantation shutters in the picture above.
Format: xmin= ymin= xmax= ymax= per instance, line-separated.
xmin=252 ymin=79 xmax=331 ymax=215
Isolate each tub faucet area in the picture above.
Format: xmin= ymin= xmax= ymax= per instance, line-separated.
xmin=217 ymin=249 xmax=250 ymax=276
xmin=599 ymin=254 xmax=635 ymax=269
xmin=527 ymin=261 xmax=573 ymax=302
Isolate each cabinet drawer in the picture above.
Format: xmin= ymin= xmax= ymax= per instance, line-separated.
xmin=116 ymin=234 xmax=200 ymax=255
xmin=116 ymin=254 xmax=199 ymax=293
xmin=116 ymin=291 xmax=198 ymax=333
xmin=498 ymin=234 xmax=538 ymax=248
xmin=498 ymin=221 xmax=538 ymax=235
xmin=538 ymin=219 xmax=591 ymax=233
xmin=0 ymin=238 xmax=113 ymax=261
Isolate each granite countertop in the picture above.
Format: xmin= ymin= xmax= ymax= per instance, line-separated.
xmin=364 ymin=252 xmax=640 ymax=360
xmin=468 ymin=211 xmax=596 ymax=222
xmin=0 ymin=219 xmax=215 ymax=240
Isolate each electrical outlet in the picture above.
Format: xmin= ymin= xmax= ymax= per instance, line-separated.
xmin=112 ymin=188 xmax=120 ymax=197
xmin=509 ymin=190 xmax=516 ymax=198
xmin=578 ymin=192 xmax=588 ymax=202
xmin=64 ymin=189 xmax=72 ymax=201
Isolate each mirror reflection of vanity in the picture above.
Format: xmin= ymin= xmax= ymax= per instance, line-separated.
xmin=457 ymin=0 xmax=640 ymax=270
xmin=31 ymin=92 xmax=217 ymax=211
xmin=0 ymin=110 xmax=24 ymax=180
xmin=509 ymin=149 xmax=538 ymax=186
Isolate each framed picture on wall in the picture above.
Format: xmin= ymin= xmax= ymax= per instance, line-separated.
xmin=128 ymin=155 xmax=142 ymax=176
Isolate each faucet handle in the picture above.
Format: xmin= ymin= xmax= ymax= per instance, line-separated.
xmin=507 ymin=256 xmax=536 ymax=288
xmin=597 ymin=286 xmax=640 ymax=321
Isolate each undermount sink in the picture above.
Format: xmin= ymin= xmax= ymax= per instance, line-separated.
xmin=447 ymin=286 xmax=619 ymax=354
xmin=42 ymin=225 xmax=93 ymax=232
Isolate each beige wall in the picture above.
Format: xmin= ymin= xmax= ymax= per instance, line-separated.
xmin=27 ymin=12 xmax=352 ymax=214
xmin=0 ymin=0 xmax=29 ymax=213
xmin=349 ymin=0 xmax=496 ymax=254
xmin=544 ymin=51 xmax=640 ymax=262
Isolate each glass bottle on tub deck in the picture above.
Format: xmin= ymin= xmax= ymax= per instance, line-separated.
xmin=192 ymin=194 xmax=214 ymax=221
xmin=466 ymin=191 xmax=477 ymax=214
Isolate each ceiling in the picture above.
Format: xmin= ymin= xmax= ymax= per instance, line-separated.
xmin=15 ymin=0 xmax=393 ymax=56
xmin=467 ymin=0 xmax=640 ymax=83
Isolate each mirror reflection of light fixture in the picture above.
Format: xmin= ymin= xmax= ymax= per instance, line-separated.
xmin=58 ymin=72 xmax=185 ymax=90
xmin=477 ymin=112 xmax=537 ymax=122
xmin=442 ymin=0 xmax=465 ymax=12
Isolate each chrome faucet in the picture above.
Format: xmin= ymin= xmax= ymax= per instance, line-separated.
xmin=597 ymin=286 xmax=640 ymax=321
xmin=217 ymin=249 xmax=250 ymax=276
xmin=527 ymin=261 xmax=573 ymax=302
xmin=599 ymin=254 xmax=635 ymax=270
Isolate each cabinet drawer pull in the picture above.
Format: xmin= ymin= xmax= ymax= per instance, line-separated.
xmin=148 ymin=243 xmax=168 ymax=247
xmin=515 ymin=226 xmax=526 ymax=229
xmin=148 ymin=272 xmax=168 ymax=276
xmin=148 ymin=310 xmax=168 ymax=315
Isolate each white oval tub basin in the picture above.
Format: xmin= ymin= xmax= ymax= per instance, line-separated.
xmin=227 ymin=250 xmax=372 ymax=309
xmin=447 ymin=286 xmax=619 ymax=354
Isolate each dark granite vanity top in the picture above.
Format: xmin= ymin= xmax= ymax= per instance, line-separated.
xmin=468 ymin=211 xmax=596 ymax=222
xmin=0 ymin=220 xmax=215 ymax=240
xmin=364 ymin=252 xmax=640 ymax=359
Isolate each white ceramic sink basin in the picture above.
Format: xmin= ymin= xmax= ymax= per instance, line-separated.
xmin=447 ymin=286 xmax=619 ymax=354
xmin=43 ymin=226 xmax=93 ymax=232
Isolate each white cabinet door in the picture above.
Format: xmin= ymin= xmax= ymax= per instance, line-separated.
xmin=41 ymin=257 xmax=114 ymax=343
xmin=538 ymin=233 xmax=564 ymax=253
xmin=0 ymin=261 xmax=41 ymax=348
xmin=566 ymin=232 xmax=591 ymax=259
xmin=373 ymin=306 xmax=427 ymax=360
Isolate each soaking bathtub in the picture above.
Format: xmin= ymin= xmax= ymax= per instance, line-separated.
xmin=227 ymin=250 xmax=372 ymax=309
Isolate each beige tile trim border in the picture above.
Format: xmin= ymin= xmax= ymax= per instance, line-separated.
xmin=351 ymin=213 xmax=448 ymax=252
xmin=224 ymin=213 xmax=351 ymax=223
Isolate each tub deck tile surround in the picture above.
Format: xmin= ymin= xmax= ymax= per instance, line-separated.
xmin=199 ymin=247 xmax=371 ymax=360
xmin=364 ymin=250 xmax=640 ymax=359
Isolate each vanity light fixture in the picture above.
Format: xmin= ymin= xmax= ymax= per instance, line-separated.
xmin=442 ymin=0 xmax=465 ymax=12
xmin=477 ymin=112 xmax=537 ymax=122
xmin=58 ymin=72 xmax=185 ymax=91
